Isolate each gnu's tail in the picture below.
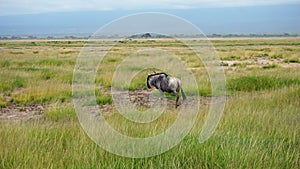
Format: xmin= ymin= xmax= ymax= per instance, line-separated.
xmin=181 ymin=88 xmax=186 ymax=100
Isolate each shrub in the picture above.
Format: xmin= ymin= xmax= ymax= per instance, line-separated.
xmin=262 ymin=64 xmax=277 ymax=69
xmin=232 ymin=62 xmax=248 ymax=68
xmin=59 ymin=50 xmax=78 ymax=54
xmin=270 ymin=54 xmax=283 ymax=59
xmin=9 ymin=51 xmax=24 ymax=54
xmin=284 ymin=58 xmax=300 ymax=63
xmin=221 ymin=55 xmax=240 ymax=61
xmin=220 ymin=62 xmax=229 ymax=66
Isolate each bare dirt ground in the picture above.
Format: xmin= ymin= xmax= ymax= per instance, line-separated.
xmin=221 ymin=57 xmax=300 ymax=69
xmin=0 ymin=88 xmax=207 ymax=121
xmin=99 ymin=88 xmax=208 ymax=115
xmin=0 ymin=104 xmax=44 ymax=121
xmin=99 ymin=88 xmax=187 ymax=114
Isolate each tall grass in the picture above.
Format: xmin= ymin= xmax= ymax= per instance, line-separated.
xmin=0 ymin=39 xmax=299 ymax=168
xmin=1 ymin=85 xmax=299 ymax=168
xmin=11 ymin=81 xmax=71 ymax=105
xmin=227 ymin=75 xmax=300 ymax=92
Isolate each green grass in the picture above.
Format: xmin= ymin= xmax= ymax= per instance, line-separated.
xmin=38 ymin=59 xmax=64 ymax=66
xmin=0 ymin=76 xmax=26 ymax=94
xmin=0 ymin=38 xmax=299 ymax=168
xmin=96 ymin=95 xmax=113 ymax=105
xmin=40 ymin=70 xmax=56 ymax=80
xmin=227 ymin=75 xmax=300 ymax=92
xmin=44 ymin=104 xmax=76 ymax=121
xmin=11 ymin=83 xmax=72 ymax=105
xmin=1 ymin=85 xmax=299 ymax=168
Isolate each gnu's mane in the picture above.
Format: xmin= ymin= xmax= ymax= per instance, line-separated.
xmin=148 ymin=72 xmax=168 ymax=77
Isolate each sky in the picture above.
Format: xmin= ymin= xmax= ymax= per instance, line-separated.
xmin=1 ymin=0 xmax=300 ymax=16
xmin=0 ymin=0 xmax=299 ymax=36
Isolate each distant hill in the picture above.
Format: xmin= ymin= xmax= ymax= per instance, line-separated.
xmin=128 ymin=33 xmax=172 ymax=39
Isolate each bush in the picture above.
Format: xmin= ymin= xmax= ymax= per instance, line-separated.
xmin=232 ymin=62 xmax=248 ymax=68
xmin=221 ymin=55 xmax=240 ymax=61
xmin=270 ymin=54 xmax=283 ymax=59
xmin=220 ymin=62 xmax=229 ymax=66
xmin=284 ymin=58 xmax=300 ymax=63
xmin=262 ymin=64 xmax=277 ymax=69
xmin=9 ymin=51 xmax=24 ymax=54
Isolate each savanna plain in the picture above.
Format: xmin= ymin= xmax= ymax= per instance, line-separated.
xmin=0 ymin=38 xmax=299 ymax=168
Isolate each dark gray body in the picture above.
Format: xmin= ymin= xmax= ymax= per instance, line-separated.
xmin=147 ymin=72 xmax=186 ymax=108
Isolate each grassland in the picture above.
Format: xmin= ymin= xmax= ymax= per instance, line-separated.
xmin=0 ymin=38 xmax=299 ymax=168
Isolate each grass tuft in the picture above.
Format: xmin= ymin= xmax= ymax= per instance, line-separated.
xmin=96 ymin=95 xmax=113 ymax=105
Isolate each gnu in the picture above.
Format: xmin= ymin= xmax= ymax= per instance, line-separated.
xmin=147 ymin=72 xmax=186 ymax=108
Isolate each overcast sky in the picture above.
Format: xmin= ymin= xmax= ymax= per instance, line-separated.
xmin=1 ymin=0 xmax=300 ymax=15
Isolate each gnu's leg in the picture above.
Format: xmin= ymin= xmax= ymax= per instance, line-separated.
xmin=175 ymin=92 xmax=179 ymax=108
xmin=159 ymin=89 xmax=164 ymax=99
xmin=181 ymin=88 xmax=186 ymax=100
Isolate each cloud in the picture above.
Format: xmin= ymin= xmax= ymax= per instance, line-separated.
xmin=1 ymin=0 xmax=300 ymax=15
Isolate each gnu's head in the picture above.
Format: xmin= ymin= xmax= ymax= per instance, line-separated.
xmin=146 ymin=72 xmax=168 ymax=89
xmin=147 ymin=74 xmax=153 ymax=89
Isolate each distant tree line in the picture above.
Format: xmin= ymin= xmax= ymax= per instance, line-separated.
xmin=207 ymin=33 xmax=299 ymax=38
xmin=0 ymin=33 xmax=299 ymax=40
xmin=0 ymin=35 xmax=90 ymax=40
